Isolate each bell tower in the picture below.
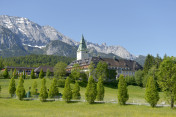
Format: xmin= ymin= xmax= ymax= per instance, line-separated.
xmin=77 ymin=35 xmax=89 ymax=60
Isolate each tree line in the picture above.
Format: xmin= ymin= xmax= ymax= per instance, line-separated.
xmin=0 ymin=54 xmax=74 ymax=68
xmin=8 ymin=73 xmax=129 ymax=105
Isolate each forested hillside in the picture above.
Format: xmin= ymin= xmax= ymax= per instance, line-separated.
xmin=1 ymin=54 xmax=75 ymax=68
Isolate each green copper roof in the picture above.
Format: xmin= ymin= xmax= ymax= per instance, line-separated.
xmin=77 ymin=35 xmax=88 ymax=51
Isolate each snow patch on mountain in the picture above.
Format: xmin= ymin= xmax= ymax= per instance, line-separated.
xmin=22 ymin=43 xmax=46 ymax=49
xmin=0 ymin=15 xmax=136 ymax=60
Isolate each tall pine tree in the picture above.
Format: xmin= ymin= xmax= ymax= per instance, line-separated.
xmin=72 ymin=81 xmax=81 ymax=100
xmin=46 ymin=69 xmax=51 ymax=78
xmin=13 ymin=68 xmax=18 ymax=79
xmin=30 ymin=69 xmax=35 ymax=79
xmin=9 ymin=77 xmax=16 ymax=97
xmin=39 ymin=78 xmax=48 ymax=102
xmin=16 ymin=76 xmax=25 ymax=100
xmin=143 ymin=54 xmax=155 ymax=75
xmin=118 ymin=75 xmax=129 ymax=105
xmin=145 ymin=76 xmax=159 ymax=107
xmin=85 ymin=75 xmax=97 ymax=104
xmin=63 ymin=77 xmax=72 ymax=102
xmin=39 ymin=69 xmax=44 ymax=79
xmin=96 ymin=77 xmax=104 ymax=101
xmin=48 ymin=78 xmax=59 ymax=98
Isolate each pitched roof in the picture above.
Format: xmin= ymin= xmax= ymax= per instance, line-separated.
xmin=77 ymin=35 xmax=88 ymax=51
xmin=67 ymin=57 xmax=142 ymax=71
xmin=34 ymin=66 xmax=54 ymax=73
xmin=5 ymin=66 xmax=36 ymax=70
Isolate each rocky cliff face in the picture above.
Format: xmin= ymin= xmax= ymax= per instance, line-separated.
xmin=0 ymin=15 xmax=136 ymax=60
xmin=0 ymin=26 xmax=27 ymax=57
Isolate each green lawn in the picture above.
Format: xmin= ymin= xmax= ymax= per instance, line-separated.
xmin=0 ymin=79 xmax=175 ymax=117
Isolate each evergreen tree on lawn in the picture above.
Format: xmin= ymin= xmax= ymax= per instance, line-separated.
xmin=63 ymin=77 xmax=72 ymax=102
xmin=145 ymin=76 xmax=159 ymax=107
xmin=46 ymin=69 xmax=51 ymax=78
xmin=72 ymin=81 xmax=81 ymax=100
xmin=9 ymin=77 xmax=16 ymax=97
xmin=3 ymin=68 xmax=9 ymax=79
xmin=31 ymin=81 xmax=38 ymax=96
xmin=30 ymin=69 xmax=35 ymax=79
xmin=96 ymin=77 xmax=104 ymax=101
xmin=118 ymin=75 xmax=129 ymax=105
xmin=13 ymin=68 xmax=18 ymax=79
xmin=22 ymin=71 xmax=26 ymax=79
xmin=16 ymin=76 xmax=25 ymax=100
xmin=39 ymin=78 xmax=48 ymax=102
xmin=85 ymin=75 xmax=97 ymax=104
xmin=48 ymin=78 xmax=59 ymax=98
xmin=39 ymin=69 xmax=45 ymax=79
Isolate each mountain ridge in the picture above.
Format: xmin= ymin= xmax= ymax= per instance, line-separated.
xmin=0 ymin=15 xmax=137 ymax=60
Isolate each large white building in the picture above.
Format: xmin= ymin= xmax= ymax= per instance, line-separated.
xmin=66 ymin=36 xmax=143 ymax=78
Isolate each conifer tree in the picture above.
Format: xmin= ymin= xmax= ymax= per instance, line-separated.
xmin=118 ymin=75 xmax=129 ymax=105
xmin=85 ymin=75 xmax=97 ymax=104
xmin=13 ymin=68 xmax=18 ymax=79
xmin=16 ymin=76 xmax=25 ymax=100
xmin=3 ymin=68 xmax=9 ymax=79
xmin=46 ymin=69 xmax=51 ymax=78
xmin=39 ymin=78 xmax=48 ymax=102
xmin=9 ymin=77 xmax=16 ymax=97
xmin=145 ymin=76 xmax=159 ymax=107
xmin=22 ymin=71 xmax=26 ymax=79
xmin=39 ymin=69 xmax=44 ymax=79
xmin=72 ymin=81 xmax=81 ymax=100
xmin=63 ymin=77 xmax=72 ymax=102
xmin=31 ymin=81 xmax=38 ymax=96
xmin=143 ymin=54 xmax=155 ymax=75
xmin=48 ymin=78 xmax=59 ymax=98
xmin=96 ymin=77 xmax=104 ymax=101
xmin=9 ymin=69 xmax=13 ymax=78
xmin=30 ymin=69 xmax=35 ymax=79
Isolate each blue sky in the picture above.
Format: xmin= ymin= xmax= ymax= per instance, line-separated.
xmin=1 ymin=0 xmax=176 ymax=57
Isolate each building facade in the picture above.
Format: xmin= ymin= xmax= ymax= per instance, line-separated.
xmin=66 ymin=36 xmax=143 ymax=78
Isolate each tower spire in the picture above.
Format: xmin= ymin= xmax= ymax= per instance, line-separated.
xmin=77 ymin=35 xmax=89 ymax=60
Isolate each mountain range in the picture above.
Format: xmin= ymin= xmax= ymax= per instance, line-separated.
xmin=0 ymin=15 xmax=145 ymax=65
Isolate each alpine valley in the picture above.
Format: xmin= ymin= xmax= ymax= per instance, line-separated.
xmin=0 ymin=15 xmax=145 ymax=65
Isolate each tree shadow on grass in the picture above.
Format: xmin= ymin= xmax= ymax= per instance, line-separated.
xmin=91 ymin=102 xmax=105 ymax=105
xmin=0 ymin=97 xmax=11 ymax=99
xmin=23 ymin=98 xmax=34 ymax=101
xmin=65 ymin=100 xmax=82 ymax=104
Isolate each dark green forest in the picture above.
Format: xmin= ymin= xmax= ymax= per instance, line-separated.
xmin=0 ymin=54 xmax=75 ymax=68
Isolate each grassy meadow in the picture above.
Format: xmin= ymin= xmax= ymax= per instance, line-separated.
xmin=0 ymin=78 xmax=175 ymax=117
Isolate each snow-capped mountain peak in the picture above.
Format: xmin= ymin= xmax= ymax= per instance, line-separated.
xmin=0 ymin=15 xmax=136 ymax=59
